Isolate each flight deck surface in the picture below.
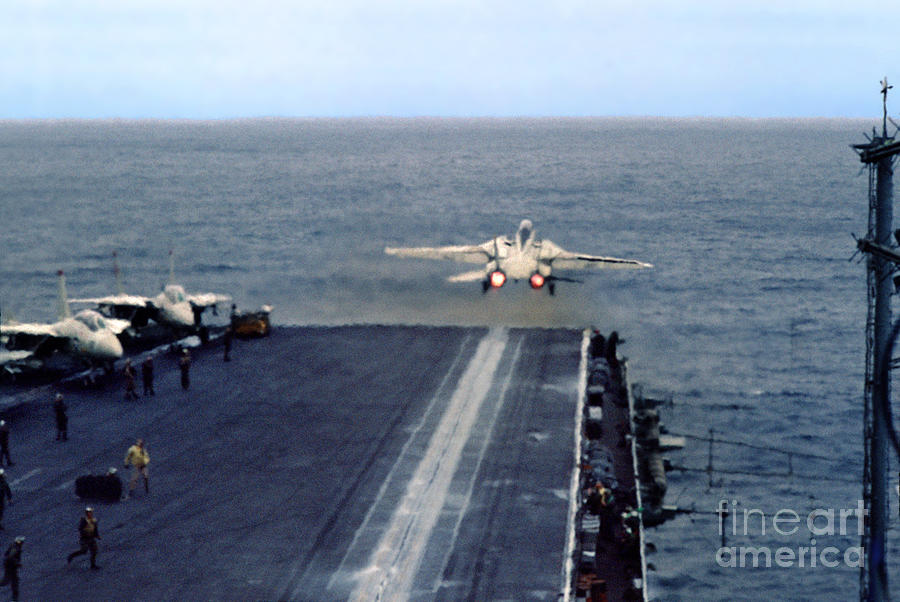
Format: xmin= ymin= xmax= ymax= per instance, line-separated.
xmin=0 ymin=325 xmax=582 ymax=601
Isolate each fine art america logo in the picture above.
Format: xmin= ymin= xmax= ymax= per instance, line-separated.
xmin=715 ymin=499 xmax=866 ymax=569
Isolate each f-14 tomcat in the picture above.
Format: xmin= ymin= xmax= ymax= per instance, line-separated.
xmin=1 ymin=271 xmax=128 ymax=376
xmin=70 ymin=251 xmax=232 ymax=331
xmin=385 ymin=219 xmax=652 ymax=295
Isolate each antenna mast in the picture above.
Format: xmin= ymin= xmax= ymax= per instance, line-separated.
xmin=853 ymin=77 xmax=900 ymax=602
xmin=884 ymin=77 xmax=894 ymax=140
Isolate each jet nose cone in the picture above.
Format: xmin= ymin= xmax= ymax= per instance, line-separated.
xmin=100 ymin=333 xmax=123 ymax=359
xmin=174 ymin=304 xmax=194 ymax=327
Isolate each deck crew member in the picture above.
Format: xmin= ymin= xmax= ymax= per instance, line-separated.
xmin=0 ymin=471 xmax=12 ymax=531
xmin=0 ymin=536 xmax=23 ymax=600
xmin=123 ymin=438 xmax=150 ymax=499
xmin=124 ymin=359 xmax=139 ymax=400
xmin=0 ymin=421 xmax=13 ymax=467
xmin=179 ymin=349 xmax=191 ymax=390
xmin=53 ymin=393 xmax=68 ymax=441
xmin=67 ymin=507 xmax=100 ymax=569
xmin=141 ymin=356 xmax=155 ymax=396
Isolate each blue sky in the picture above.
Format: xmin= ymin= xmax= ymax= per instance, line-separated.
xmin=2 ymin=0 xmax=896 ymax=118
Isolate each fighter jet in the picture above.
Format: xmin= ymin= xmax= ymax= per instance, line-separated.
xmin=1 ymin=271 xmax=128 ymax=374
xmin=70 ymin=251 xmax=232 ymax=331
xmin=385 ymin=219 xmax=652 ymax=295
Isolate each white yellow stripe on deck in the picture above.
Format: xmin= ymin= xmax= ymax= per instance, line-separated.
xmin=348 ymin=326 xmax=510 ymax=601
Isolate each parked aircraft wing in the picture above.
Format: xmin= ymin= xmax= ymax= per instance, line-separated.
xmin=188 ymin=293 xmax=232 ymax=308
xmin=101 ymin=317 xmax=134 ymax=335
xmin=0 ymin=322 xmax=58 ymax=337
xmin=385 ymin=241 xmax=496 ymax=264
xmin=69 ymin=294 xmax=151 ymax=307
xmin=0 ymin=350 xmax=33 ymax=364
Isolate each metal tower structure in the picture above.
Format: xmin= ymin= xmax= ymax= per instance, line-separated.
xmin=853 ymin=77 xmax=900 ymax=601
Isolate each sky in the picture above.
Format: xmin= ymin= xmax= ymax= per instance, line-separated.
xmin=1 ymin=0 xmax=897 ymax=119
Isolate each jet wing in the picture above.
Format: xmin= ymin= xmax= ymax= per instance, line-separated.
xmin=69 ymin=294 xmax=152 ymax=307
xmin=0 ymin=350 xmax=33 ymax=364
xmin=0 ymin=324 xmax=69 ymax=357
xmin=541 ymin=240 xmax=653 ymax=270
xmin=187 ymin=292 xmax=232 ymax=308
xmin=103 ymin=317 xmax=134 ymax=335
xmin=385 ymin=241 xmax=497 ymax=264
xmin=447 ymin=269 xmax=488 ymax=283
xmin=0 ymin=322 xmax=58 ymax=337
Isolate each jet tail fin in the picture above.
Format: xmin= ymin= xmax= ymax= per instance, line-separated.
xmin=114 ymin=250 xmax=125 ymax=295
xmin=56 ymin=270 xmax=72 ymax=320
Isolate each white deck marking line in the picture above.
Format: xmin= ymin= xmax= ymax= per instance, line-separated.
xmin=9 ymin=468 xmax=42 ymax=487
xmin=322 ymin=333 xmax=475 ymax=594
xmin=561 ymin=329 xmax=590 ymax=602
xmin=430 ymin=335 xmax=523 ymax=593
xmin=348 ymin=327 xmax=509 ymax=602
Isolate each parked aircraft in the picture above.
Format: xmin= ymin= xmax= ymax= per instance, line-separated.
xmin=70 ymin=251 xmax=232 ymax=330
xmin=1 ymin=271 xmax=127 ymax=372
xmin=385 ymin=219 xmax=652 ymax=294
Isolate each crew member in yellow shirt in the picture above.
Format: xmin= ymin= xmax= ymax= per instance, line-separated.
xmin=123 ymin=438 xmax=150 ymax=500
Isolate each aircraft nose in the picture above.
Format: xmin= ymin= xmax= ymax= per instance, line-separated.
xmin=101 ymin=333 xmax=123 ymax=358
xmin=175 ymin=304 xmax=194 ymax=327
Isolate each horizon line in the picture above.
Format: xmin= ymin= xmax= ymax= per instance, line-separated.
xmin=0 ymin=114 xmax=882 ymax=122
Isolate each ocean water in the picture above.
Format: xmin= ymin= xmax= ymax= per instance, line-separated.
xmin=0 ymin=117 xmax=890 ymax=599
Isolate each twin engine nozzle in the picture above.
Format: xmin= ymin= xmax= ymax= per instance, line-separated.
xmin=487 ymin=270 xmax=546 ymax=289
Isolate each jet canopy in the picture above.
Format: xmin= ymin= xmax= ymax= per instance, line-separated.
xmin=74 ymin=310 xmax=107 ymax=332
xmin=163 ymin=285 xmax=187 ymax=305
xmin=72 ymin=309 xmax=130 ymax=335
xmin=516 ymin=219 xmax=534 ymax=249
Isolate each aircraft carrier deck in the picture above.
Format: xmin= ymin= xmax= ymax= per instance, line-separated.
xmin=0 ymin=325 xmax=600 ymax=601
